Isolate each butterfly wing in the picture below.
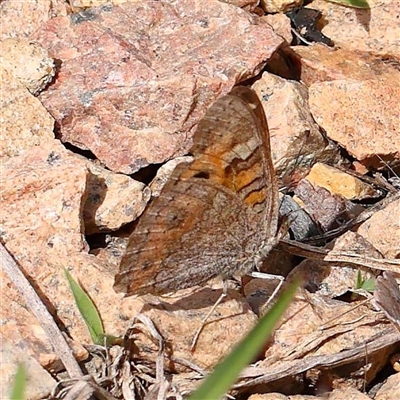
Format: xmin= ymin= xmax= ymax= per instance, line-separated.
xmin=114 ymin=87 xmax=279 ymax=295
xmin=374 ymin=272 xmax=400 ymax=329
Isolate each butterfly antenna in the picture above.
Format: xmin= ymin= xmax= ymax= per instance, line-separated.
xmin=376 ymin=154 xmax=399 ymax=177
xmin=278 ymin=130 xmax=313 ymax=234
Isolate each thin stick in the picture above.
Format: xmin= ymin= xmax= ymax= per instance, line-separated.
xmin=0 ymin=242 xmax=83 ymax=379
xmin=291 ymin=28 xmax=313 ymax=46
xmin=280 ymin=238 xmax=400 ymax=273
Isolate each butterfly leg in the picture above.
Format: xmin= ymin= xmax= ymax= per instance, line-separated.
xmin=249 ymin=272 xmax=285 ymax=310
xmin=190 ymin=275 xmax=284 ymax=350
xmin=190 ymin=280 xmax=228 ymax=352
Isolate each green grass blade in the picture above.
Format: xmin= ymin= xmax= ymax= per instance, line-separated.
xmin=356 ymin=270 xmax=363 ymax=289
xmin=188 ymin=279 xmax=300 ymax=400
xmin=362 ymin=278 xmax=376 ymax=292
xmin=64 ymin=268 xmax=105 ymax=344
xmin=355 ymin=271 xmax=375 ymax=293
xmin=325 ymin=0 xmax=370 ymax=8
xmin=10 ymin=364 xmax=26 ymax=400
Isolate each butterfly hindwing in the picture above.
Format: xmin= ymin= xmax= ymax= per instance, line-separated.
xmin=114 ymin=87 xmax=279 ymax=295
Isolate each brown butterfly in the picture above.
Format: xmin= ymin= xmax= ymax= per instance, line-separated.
xmin=114 ymin=87 xmax=279 ymax=296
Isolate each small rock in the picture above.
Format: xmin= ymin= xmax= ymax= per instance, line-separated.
xmin=0 ymin=0 xmax=69 ymax=40
xmin=329 ymin=387 xmax=372 ymax=400
xmin=357 ymin=196 xmax=400 ymax=259
xmin=259 ymin=0 xmax=302 ymax=13
xmin=288 ymin=231 xmax=381 ymax=298
xmin=0 ymin=65 xmax=54 ymax=161
xmin=69 ymin=0 xmax=127 ymax=11
xmin=294 ymin=179 xmax=364 ymax=232
xmin=0 ymin=339 xmax=56 ymax=400
xmin=292 ymin=46 xmax=400 ymax=166
xmin=252 ymin=72 xmax=342 ymax=183
xmin=352 ymin=161 xmax=370 ymax=176
xmin=375 ymin=372 xmax=400 ymax=399
xmin=0 ymin=38 xmax=55 ymax=95
xmin=84 ymin=162 xmax=151 ymax=234
xmin=309 ymin=78 xmax=400 ymax=168
xmin=243 ymin=276 xmax=286 ymax=316
xmin=313 ymin=0 xmax=400 ymax=58
xmin=305 ymin=162 xmax=380 ymax=200
xmin=292 ymin=44 xmax=400 ymax=87
xmin=262 ymin=13 xmax=293 ymax=44
xmin=279 ymin=194 xmax=321 ymax=240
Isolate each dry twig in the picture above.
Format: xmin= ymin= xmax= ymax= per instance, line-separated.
xmin=0 ymin=241 xmax=83 ymax=379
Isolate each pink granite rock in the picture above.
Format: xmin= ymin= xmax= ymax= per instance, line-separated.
xmin=0 ymin=141 xmax=143 ymax=366
xmin=0 ymin=0 xmax=69 ymax=40
xmin=0 ymin=141 xmax=89 ymax=261
xmin=84 ymin=162 xmax=151 ymax=234
xmin=293 ymin=46 xmax=400 ymax=168
xmin=71 ymin=0 xmax=259 ymax=9
xmin=262 ymin=13 xmax=293 ymax=44
xmin=252 ymin=71 xmax=342 ymax=182
xmin=294 ymin=178 xmax=353 ymax=232
xmin=32 ymin=0 xmax=283 ymax=173
xmin=0 ymin=339 xmax=56 ymax=399
xmin=375 ymin=373 xmax=400 ymax=400
xmin=69 ymin=0 xmax=127 ymax=12
xmin=305 ymin=163 xmax=380 ymax=201
xmin=313 ymin=0 xmax=400 ymax=58
xmin=0 ymin=66 xmax=54 ymax=161
xmin=308 ymin=77 xmax=400 ymax=168
xmin=0 ymin=38 xmax=55 ymax=95
xmin=357 ymin=197 xmax=400 ymax=259
xmin=260 ymin=0 xmax=302 ymax=13
xmin=292 ymin=44 xmax=400 ymax=87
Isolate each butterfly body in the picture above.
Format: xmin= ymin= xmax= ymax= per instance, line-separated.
xmin=114 ymin=87 xmax=279 ymax=296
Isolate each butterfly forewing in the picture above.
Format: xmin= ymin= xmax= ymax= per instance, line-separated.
xmin=114 ymin=87 xmax=279 ymax=296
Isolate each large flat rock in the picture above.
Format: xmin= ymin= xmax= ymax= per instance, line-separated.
xmin=32 ymin=0 xmax=283 ymax=173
